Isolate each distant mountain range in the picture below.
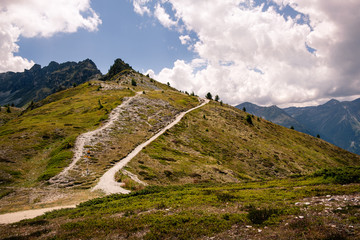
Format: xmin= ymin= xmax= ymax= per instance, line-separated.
xmin=236 ymin=99 xmax=360 ymax=155
xmin=0 ymin=59 xmax=101 ymax=107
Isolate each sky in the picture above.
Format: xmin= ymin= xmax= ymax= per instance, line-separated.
xmin=1 ymin=0 xmax=360 ymax=107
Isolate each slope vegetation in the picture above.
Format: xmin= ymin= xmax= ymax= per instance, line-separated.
xmin=127 ymin=101 xmax=360 ymax=185
xmin=0 ymin=69 xmax=200 ymax=212
xmin=1 ymin=173 xmax=360 ymax=239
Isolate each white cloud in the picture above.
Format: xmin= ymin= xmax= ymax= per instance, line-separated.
xmin=0 ymin=0 xmax=101 ymax=73
xmin=135 ymin=0 xmax=360 ymax=106
xmin=154 ymin=3 xmax=177 ymax=29
xmin=133 ymin=0 xmax=151 ymax=16
xmin=179 ymin=35 xmax=191 ymax=45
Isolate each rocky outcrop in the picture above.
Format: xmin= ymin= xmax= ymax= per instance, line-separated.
xmin=0 ymin=59 xmax=101 ymax=107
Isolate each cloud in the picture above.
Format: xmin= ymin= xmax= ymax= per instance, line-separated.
xmin=0 ymin=0 xmax=101 ymax=73
xmin=154 ymin=3 xmax=177 ymax=29
xmin=133 ymin=0 xmax=360 ymax=106
xmin=179 ymin=35 xmax=191 ymax=45
xmin=133 ymin=0 xmax=151 ymax=16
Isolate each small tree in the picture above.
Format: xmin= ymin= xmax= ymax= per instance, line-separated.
xmin=167 ymin=82 xmax=170 ymax=86
xmin=131 ymin=79 xmax=137 ymax=86
xmin=317 ymin=134 xmax=321 ymax=138
xmin=7 ymin=105 xmax=11 ymax=113
xmin=242 ymin=107 xmax=246 ymax=112
xmin=290 ymin=126 xmax=294 ymax=130
xmin=205 ymin=92 xmax=213 ymax=100
xmin=245 ymin=114 xmax=253 ymax=125
xmin=215 ymin=95 xmax=219 ymax=102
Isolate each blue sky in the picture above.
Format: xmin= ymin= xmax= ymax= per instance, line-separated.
xmin=1 ymin=0 xmax=360 ymax=107
xmin=16 ymin=0 xmax=194 ymax=74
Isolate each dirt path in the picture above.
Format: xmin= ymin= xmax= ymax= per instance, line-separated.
xmin=49 ymin=92 xmax=142 ymax=184
xmin=0 ymin=95 xmax=208 ymax=224
xmin=0 ymin=205 xmax=76 ymax=224
xmin=92 ymin=99 xmax=210 ymax=194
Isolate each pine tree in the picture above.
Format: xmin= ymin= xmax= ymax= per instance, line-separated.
xmin=205 ymin=92 xmax=213 ymax=100
xmin=215 ymin=95 xmax=219 ymax=101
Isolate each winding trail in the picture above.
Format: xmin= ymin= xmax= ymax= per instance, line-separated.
xmin=92 ymin=98 xmax=209 ymax=194
xmin=0 ymin=205 xmax=76 ymax=224
xmin=0 ymin=94 xmax=209 ymax=224
xmin=49 ymin=92 xmax=142 ymax=184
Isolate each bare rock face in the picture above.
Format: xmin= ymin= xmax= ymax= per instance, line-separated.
xmin=0 ymin=59 xmax=102 ymax=107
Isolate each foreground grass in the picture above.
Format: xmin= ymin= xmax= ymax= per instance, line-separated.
xmin=1 ymin=173 xmax=359 ymax=239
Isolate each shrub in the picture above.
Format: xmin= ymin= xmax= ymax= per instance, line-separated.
xmin=131 ymin=79 xmax=137 ymax=86
xmin=314 ymin=167 xmax=360 ymax=184
xmin=205 ymin=92 xmax=213 ymax=100
xmin=216 ymin=192 xmax=236 ymax=202
xmin=245 ymin=114 xmax=253 ymax=125
xmin=247 ymin=205 xmax=279 ymax=225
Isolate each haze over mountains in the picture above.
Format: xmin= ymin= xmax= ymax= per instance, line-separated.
xmin=0 ymin=59 xmax=101 ymax=107
xmin=236 ymin=99 xmax=360 ymax=155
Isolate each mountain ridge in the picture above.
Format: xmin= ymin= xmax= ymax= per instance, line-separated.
xmin=236 ymin=98 xmax=360 ymax=154
xmin=0 ymin=59 xmax=101 ymax=107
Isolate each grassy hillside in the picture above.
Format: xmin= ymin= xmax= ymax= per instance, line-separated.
xmin=0 ymin=82 xmax=133 ymax=187
xmin=1 ymin=171 xmax=359 ymax=239
xmin=126 ymin=101 xmax=360 ymax=185
xmin=0 ymin=63 xmax=359 ymax=239
xmin=0 ymin=106 xmax=22 ymax=127
xmin=0 ymin=71 xmax=200 ymax=212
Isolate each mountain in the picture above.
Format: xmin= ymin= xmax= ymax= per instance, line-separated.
xmin=0 ymin=59 xmax=360 ymax=239
xmin=0 ymin=60 xmax=358 ymax=191
xmin=284 ymin=98 xmax=360 ymax=155
xmin=236 ymin=99 xmax=360 ymax=155
xmin=0 ymin=59 xmax=101 ymax=107
xmin=235 ymin=102 xmax=310 ymax=134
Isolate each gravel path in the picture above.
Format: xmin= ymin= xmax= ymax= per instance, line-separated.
xmin=0 ymin=205 xmax=76 ymax=224
xmin=49 ymin=92 xmax=141 ymax=184
xmin=0 ymin=94 xmax=209 ymax=224
xmin=92 ymin=99 xmax=209 ymax=194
